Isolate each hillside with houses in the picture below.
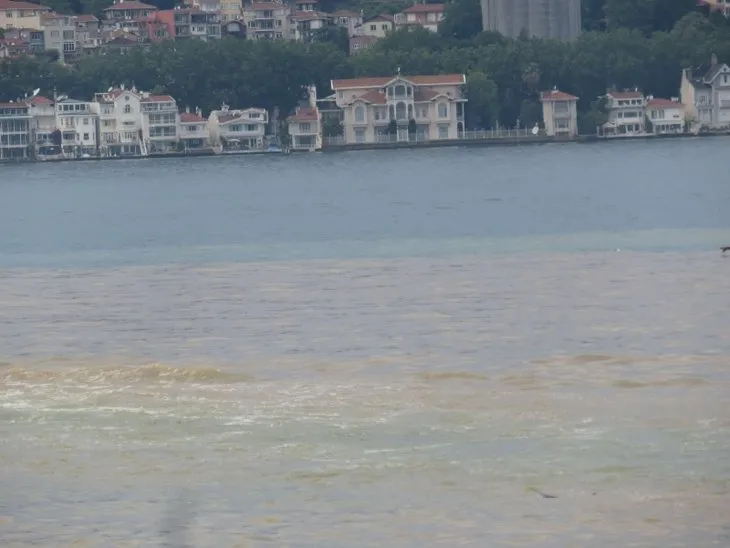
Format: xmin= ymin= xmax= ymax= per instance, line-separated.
xmin=2 ymin=0 xmax=730 ymax=162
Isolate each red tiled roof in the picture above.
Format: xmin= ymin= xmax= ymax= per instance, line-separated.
xmin=141 ymin=94 xmax=175 ymax=102
xmin=349 ymin=89 xmax=387 ymax=105
xmin=402 ymin=3 xmax=444 ymax=13
xmin=540 ymin=89 xmax=578 ymax=102
xmin=287 ymin=106 xmax=318 ymax=122
xmin=0 ymin=0 xmax=51 ymax=10
xmin=647 ymin=98 xmax=682 ymax=108
xmin=28 ymin=95 xmax=53 ymax=104
xmin=295 ymin=0 xmax=317 ymax=3
xmin=104 ymin=1 xmax=156 ymax=10
xmin=608 ymin=91 xmax=643 ymax=99
xmin=331 ymin=73 xmax=465 ymax=90
xmin=368 ymin=13 xmax=393 ymax=22
xmin=75 ymin=14 xmax=98 ymax=22
xmin=350 ymin=34 xmax=378 ymax=45
xmin=180 ymin=112 xmax=206 ymax=122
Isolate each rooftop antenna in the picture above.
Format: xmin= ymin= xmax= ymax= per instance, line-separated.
xmin=108 ymin=86 xmax=113 ymax=92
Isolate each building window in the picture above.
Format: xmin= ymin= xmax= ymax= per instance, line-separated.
xmin=438 ymin=125 xmax=448 ymax=139
xmin=83 ymin=118 xmax=89 ymax=125
xmin=124 ymin=104 xmax=132 ymax=114
xmin=395 ymin=102 xmax=406 ymax=120
xmin=299 ymin=122 xmax=311 ymax=132
xmin=245 ymin=124 xmax=257 ymax=131
xmin=355 ymin=128 xmax=365 ymax=143
xmin=83 ymin=133 xmax=89 ymax=140
xmin=437 ymin=102 xmax=448 ymax=118
xmin=369 ymin=24 xmax=376 ymax=31
xmin=354 ymin=105 xmax=365 ymax=122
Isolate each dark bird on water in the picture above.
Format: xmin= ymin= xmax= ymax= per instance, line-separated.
xmin=723 ymin=246 xmax=730 ymax=253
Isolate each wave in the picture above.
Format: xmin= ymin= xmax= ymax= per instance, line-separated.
xmin=0 ymin=361 xmax=251 ymax=385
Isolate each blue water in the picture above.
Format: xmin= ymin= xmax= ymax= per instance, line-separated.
xmin=1 ymin=139 xmax=728 ymax=269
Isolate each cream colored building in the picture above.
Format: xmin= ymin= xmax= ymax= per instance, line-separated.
xmin=354 ymin=13 xmax=392 ymax=38
xmin=179 ymin=110 xmax=210 ymax=149
xmin=680 ymin=58 xmax=730 ymax=131
xmin=540 ymin=88 xmax=578 ymax=137
xmin=330 ymin=73 xmax=467 ymax=144
xmin=0 ymin=0 xmax=51 ymax=31
xmin=242 ymin=1 xmax=291 ymax=40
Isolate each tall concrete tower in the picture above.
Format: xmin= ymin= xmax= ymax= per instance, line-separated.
xmin=481 ymin=0 xmax=582 ymax=41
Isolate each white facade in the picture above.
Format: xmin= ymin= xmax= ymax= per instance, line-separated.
xmin=645 ymin=98 xmax=685 ymax=134
xmin=540 ymin=89 xmax=578 ymax=137
xmin=26 ymin=96 xmax=56 ymax=150
xmin=55 ymin=98 xmax=98 ymax=156
xmin=179 ymin=111 xmax=210 ymax=149
xmin=355 ymin=14 xmax=393 ymax=38
xmin=330 ymin=74 xmax=467 ymax=144
xmin=93 ymin=87 xmax=145 ymax=156
xmin=680 ymin=60 xmax=730 ymax=131
xmin=208 ymin=106 xmax=268 ymax=150
xmin=603 ymin=91 xmax=646 ymax=136
xmin=287 ymin=85 xmax=321 ymax=151
xmin=141 ymin=94 xmax=180 ymax=154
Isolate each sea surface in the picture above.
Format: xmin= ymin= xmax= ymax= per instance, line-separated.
xmin=1 ymin=139 xmax=729 ymax=547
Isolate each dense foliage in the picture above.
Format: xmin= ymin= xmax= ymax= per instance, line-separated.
xmin=2 ymin=2 xmax=729 ymax=130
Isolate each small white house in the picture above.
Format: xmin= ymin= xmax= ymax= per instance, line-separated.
xmin=645 ymin=97 xmax=685 ymax=134
xmin=179 ymin=110 xmax=210 ymax=149
xmin=603 ymin=90 xmax=646 ymax=136
xmin=208 ymin=105 xmax=268 ymax=151
xmin=540 ymin=88 xmax=579 ymax=137
xmin=287 ymin=85 xmax=322 ymax=151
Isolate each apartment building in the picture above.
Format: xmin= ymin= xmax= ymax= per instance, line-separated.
xmin=242 ymin=2 xmax=291 ymax=40
xmin=481 ymin=0 xmax=581 ymax=40
xmin=394 ymin=3 xmax=444 ymax=33
xmin=55 ymin=97 xmax=98 ymax=156
xmin=0 ymin=0 xmax=51 ymax=31
xmin=0 ymin=101 xmax=31 ymax=161
xmin=141 ymin=93 xmax=180 ymax=153
xmin=40 ymin=13 xmax=77 ymax=62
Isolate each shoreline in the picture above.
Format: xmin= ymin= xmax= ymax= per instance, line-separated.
xmin=1 ymin=130 xmax=728 ymax=165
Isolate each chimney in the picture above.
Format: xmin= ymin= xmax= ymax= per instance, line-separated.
xmin=186 ymin=106 xmax=190 ymax=113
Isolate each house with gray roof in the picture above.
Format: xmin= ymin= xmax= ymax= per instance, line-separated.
xmin=680 ymin=54 xmax=730 ymax=131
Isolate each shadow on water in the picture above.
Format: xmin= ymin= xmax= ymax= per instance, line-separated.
xmin=160 ymin=490 xmax=198 ymax=548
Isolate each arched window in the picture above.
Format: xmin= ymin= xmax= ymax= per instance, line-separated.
xmin=124 ymin=104 xmax=132 ymax=114
xmin=354 ymin=105 xmax=365 ymax=122
xmin=395 ymin=84 xmax=406 ymax=97
xmin=395 ymin=102 xmax=406 ymax=120
xmin=437 ymin=102 xmax=448 ymax=118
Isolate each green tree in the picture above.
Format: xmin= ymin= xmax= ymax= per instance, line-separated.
xmin=463 ymin=71 xmax=498 ymax=129
xmin=439 ymin=0 xmax=483 ymax=41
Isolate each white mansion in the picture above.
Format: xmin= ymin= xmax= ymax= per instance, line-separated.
xmin=329 ymin=73 xmax=467 ymax=144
